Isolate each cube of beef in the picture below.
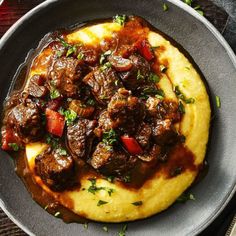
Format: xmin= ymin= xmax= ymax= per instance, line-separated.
xmin=7 ymin=99 xmax=43 ymax=143
xmin=107 ymin=88 xmax=146 ymax=134
xmin=48 ymin=57 xmax=82 ymax=97
xmin=35 ymin=147 xmax=75 ymax=191
xmin=119 ymin=54 xmax=150 ymax=90
xmin=152 ymin=119 xmax=178 ymax=145
xmin=67 ymin=119 xmax=97 ymax=159
xmin=83 ymin=67 xmax=122 ymax=105
xmin=90 ymin=142 xmax=137 ymax=176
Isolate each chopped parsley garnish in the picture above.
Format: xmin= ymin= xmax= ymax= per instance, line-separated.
xmin=100 ymin=50 xmax=112 ymax=64
xmin=119 ymin=225 xmax=128 ymax=236
xmin=107 ymin=176 xmax=115 ymax=183
xmin=97 ymin=200 xmax=108 ymax=206
xmin=132 ymin=201 xmax=143 ymax=206
xmin=8 ymin=143 xmax=19 ymax=151
xmin=101 ymin=62 xmax=112 ymax=71
xmin=84 ymin=223 xmax=88 ymax=229
xmin=196 ymin=10 xmax=204 ymax=16
xmin=160 ymin=65 xmax=167 ymax=73
xmin=54 ymin=212 xmax=61 ymax=217
xmin=174 ymin=86 xmax=195 ymax=104
xmin=216 ymin=95 xmax=221 ymax=108
xmin=124 ymin=175 xmax=131 ymax=183
xmin=59 ymin=108 xmax=77 ymax=125
xmin=185 ymin=66 xmax=190 ymax=70
xmin=102 ymin=129 xmax=118 ymax=146
xmin=66 ymin=45 xmax=77 ymax=57
xmin=87 ymin=178 xmax=114 ymax=196
xmin=170 ymin=166 xmax=182 ymax=177
xmin=57 ymin=37 xmax=70 ymax=48
xmin=56 ymin=147 xmax=67 ymax=156
xmin=86 ymin=98 xmax=96 ymax=106
xmin=149 ymin=73 xmax=160 ymax=83
xmin=44 ymin=205 xmax=49 ymax=210
xmin=184 ymin=0 xmax=192 ymax=6
xmin=176 ymin=192 xmax=195 ymax=203
xmin=50 ymin=89 xmax=60 ymax=99
xmin=56 ymin=50 xmax=63 ymax=58
xmin=163 ymin=3 xmax=168 ymax=11
xmin=141 ymin=87 xmax=165 ymax=100
xmin=102 ymin=226 xmax=108 ymax=232
xmin=137 ymin=69 xmax=144 ymax=80
xmin=178 ymin=101 xmax=185 ymax=114
xmin=46 ymin=134 xmax=60 ymax=149
xmin=77 ymin=52 xmax=84 ymax=60
xmin=113 ymin=15 xmax=127 ymax=26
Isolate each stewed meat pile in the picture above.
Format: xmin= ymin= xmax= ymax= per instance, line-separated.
xmin=1 ymin=16 xmax=187 ymax=191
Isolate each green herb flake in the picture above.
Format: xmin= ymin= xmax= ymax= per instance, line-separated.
xmin=100 ymin=50 xmax=112 ymax=64
xmin=124 ymin=175 xmax=131 ymax=183
xmin=59 ymin=108 xmax=77 ymax=125
xmin=45 ymin=134 xmax=60 ymax=149
xmin=174 ymin=86 xmax=195 ymax=104
xmin=185 ymin=66 xmax=190 ymax=70
xmin=176 ymin=192 xmax=196 ymax=203
xmin=102 ymin=129 xmax=118 ymax=146
xmin=119 ymin=225 xmax=128 ymax=236
xmin=56 ymin=147 xmax=67 ymax=156
xmin=113 ymin=15 xmax=127 ymax=26
xmin=97 ymin=200 xmax=108 ymax=206
xmin=44 ymin=205 xmax=49 ymax=210
xmin=196 ymin=10 xmax=204 ymax=16
xmin=87 ymin=98 xmax=96 ymax=106
xmin=194 ymin=5 xmax=201 ymax=10
xmin=101 ymin=62 xmax=112 ymax=71
xmin=103 ymin=226 xmax=108 ymax=232
xmin=178 ymin=101 xmax=185 ymax=114
xmin=107 ymin=188 xmax=115 ymax=197
xmin=50 ymin=89 xmax=60 ymax=100
xmin=216 ymin=95 xmax=221 ymax=108
xmin=66 ymin=45 xmax=77 ymax=57
xmin=77 ymin=52 xmax=84 ymax=60
xmin=54 ymin=212 xmax=61 ymax=217
xmin=132 ymin=201 xmax=143 ymax=206
xmin=141 ymin=87 xmax=165 ymax=100
xmin=107 ymin=176 xmax=115 ymax=183
xmin=184 ymin=0 xmax=192 ymax=6
xmin=115 ymin=79 xmax=119 ymax=86
xmin=160 ymin=65 xmax=167 ymax=73
xmin=84 ymin=223 xmax=88 ymax=229
xmin=56 ymin=50 xmax=63 ymax=58
xmin=163 ymin=3 xmax=169 ymax=11
xmin=57 ymin=37 xmax=70 ymax=48
xmin=8 ymin=143 xmax=19 ymax=151
xmin=137 ymin=69 xmax=144 ymax=80
xmin=149 ymin=73 xmax=160 ymax=83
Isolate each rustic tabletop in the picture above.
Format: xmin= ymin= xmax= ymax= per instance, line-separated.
xmin=0 ymin=0 xmax=235 ymax=235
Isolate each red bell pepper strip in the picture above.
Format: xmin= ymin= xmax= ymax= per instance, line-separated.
xmin=45 ymin=108 xmax=65 ymax=137
xmin=1 ymin=128 xmax=18 ymax=151
xmin=135 ymin=39 xmax=154 ymax=61
xmin=121 ymin=136 xmax=143 ymax=155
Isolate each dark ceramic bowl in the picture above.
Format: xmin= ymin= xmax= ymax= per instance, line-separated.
xmin=0 ymin=0 xmax=236 ymax=235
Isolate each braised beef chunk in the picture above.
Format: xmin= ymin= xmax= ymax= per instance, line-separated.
xmin=67 ymin=119 xmax=97 ymax=159
xmin=90 ymin=142 xmax=136 ymax=176
xmin=35 ymin=148 xmax=74 ymax=191
xmin=83 ymin=67 xmax=122 ymax=104
xmin=94 ymin=110 xmax=114 ymax=138
xmin=7 ymin=99 xmax=43 ymax=143
xmin=146 ymin=97 xmax=181 ymax=122
xmin=152 ymin=119 xmax=178 ymax=145
xmin=27 ymin=74 xmax=48 ymax=98
xmin=135 ymin=123 xmax=152 ymax=148
xmin=119 ymin=54 xmax=150 ymax=90
xmin=48 ymin=57 xmax=82 ymax=97
xmin=107 ymin=88 xmax=146 ymax=134
xmin=138 ymin=144 xmax=161 ymax=162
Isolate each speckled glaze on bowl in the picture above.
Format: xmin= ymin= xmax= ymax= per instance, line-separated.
xmin=0 ymin=0 xmax=236 ymax=235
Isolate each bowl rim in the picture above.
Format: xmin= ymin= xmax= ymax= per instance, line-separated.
xmin=0 ymin=0 xmax=236 ymax=235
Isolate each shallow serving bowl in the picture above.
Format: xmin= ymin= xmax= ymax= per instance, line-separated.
xmin=0 ymin=0 xmax=236 ymax=235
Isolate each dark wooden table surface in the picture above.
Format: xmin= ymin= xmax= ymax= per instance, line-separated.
xmin=0 ymin=0 xmax=235 ymax=235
